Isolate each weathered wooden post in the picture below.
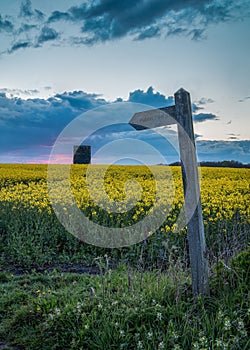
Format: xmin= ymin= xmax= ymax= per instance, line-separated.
xmin=175 ymin=89 xmax=209 ymax=297
xmin=129 ymin=88 xmax=209 ymax=297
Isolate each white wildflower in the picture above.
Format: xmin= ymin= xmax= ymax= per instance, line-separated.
xmin=147 ymin=332 xmax=153 ymax=339
xmin=137 ymin=340 xmax=143 ymax=349
xmin=237 ymin=319 xmax=244 ymax=330
xmin=156 ymin=312 xmax=162 ymax=321
xmin=158 ymin=341 xmax=165 ymax=349
xmin=224 ymin=317 xmax=231 ymax=331
xmin=54 ymin=307 xmax=61 ymax=316
xmin=172 ymin=331 xmax=179 ymax=340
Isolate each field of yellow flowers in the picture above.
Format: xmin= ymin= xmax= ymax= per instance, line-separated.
xmin=0 ymin=164 xmax=249 ymax=268
xmin=0 ymin=164 xmax=250 ymax=349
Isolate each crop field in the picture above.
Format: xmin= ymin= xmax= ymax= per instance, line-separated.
xmin=0 ymin=164 xmax=249 ymax=349
xmin=0 ymin=164 xmax=249 ymax=268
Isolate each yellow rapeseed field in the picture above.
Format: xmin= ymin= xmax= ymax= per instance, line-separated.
xmin=0 ymin=164 xmax=249 ymax=266
xmin=0 ymin=164 xmax=249 ymax=223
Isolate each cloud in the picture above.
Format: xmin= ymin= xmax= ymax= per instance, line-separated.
xmin=0 ymin=91 xmax=106 ymax=126
xmin=0 ymin=86 xmax=248 ymax=164
xmin=34 ymin=9 xmax=45 ymax=21
xmin=196 ymin=97 xmax=215 ymax=105
xmin=134 ymin=26 xmax=161 ymax=41
xmin=37 ymin=26 xmax=59 ymax=45
xmin=0 ymin=88 xmax=39 ymax=98
xmin=0 ymin=85 xmax=214 ymax=160
xmin=197 ymin=140 xmax=250 ymax=163
xmin=54 ymin=91 xmax=107 ymax=110
xmin=72 ymin=1 xmax=250 ymax=44
xmin=238 ymin=96 xmax=250 ymax=102
xmin=0 ymin=14 xmax=14 ymax=32
xmin=75 ymin=0 xmax=209 ymax=43
xmin=19 ymin=0 xmax=44 ymax=20
xmin=190 ymin=29 xmax=206 ymax=41
xmin=227 ymin=133 xmax=240 ymax=140
xmin=19 ymin=0 xmax=33 ymax=17
xmin=195 ymin=133 xmax=203 ymax=139
xmin=167 ymin=27 xmax=188 ymax=37
xmin=1 ymin=0 xmax=250 ymax=54
xmin=192 ymin=96 xmax=215 ymax=112
xmin=193 ymin=113 xmax=219 ymax=123
xmin=192 ymin=98 xmax=218 ymax=123
xmin=8 ymin=41 xmax=31 ymax=53
xmin=128 ymin=86 xmax=174 ymax=107
xmin=48 ymin=11 xmax=72 ymax=23
xmin=192 ymin=104 xmax=203 ymax=113
xmin=18 ymin=23 xmax=38 ymax=34
xmin=0 ymin=89 xmax=106 ymax=161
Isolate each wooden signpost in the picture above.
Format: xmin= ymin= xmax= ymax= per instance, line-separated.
xmin=129 ymin=88 xmax=209 ymax=297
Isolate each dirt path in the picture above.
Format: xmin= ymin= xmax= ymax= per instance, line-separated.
xmin=1 ymin=263 xmax=106 ymax=276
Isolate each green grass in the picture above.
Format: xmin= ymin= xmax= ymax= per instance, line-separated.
xmin=0 ymin=248 xmax=249 ymax=350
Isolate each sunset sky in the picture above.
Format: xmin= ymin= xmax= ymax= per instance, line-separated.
xmin=0 ymin=0 xmax=249 ymax=164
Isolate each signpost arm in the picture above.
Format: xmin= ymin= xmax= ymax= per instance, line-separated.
xmin=174 ymin=88 xmax=209 ymax=297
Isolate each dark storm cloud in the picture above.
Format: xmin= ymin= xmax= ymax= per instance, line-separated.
xmin=48 ymin=11 xmax=72 ymax=23
xmin=0 ymin=14 xmax=14 ymax=32
xmin=65 ymin=0 xmax=248 ymax=44
xmin=0 ymin=90 xmax=107 ymax=155
xmin=199 ymin=1 xmax=232 ymax=23
xmin=2 ymin=0 xmax=249 ymax=54
xmin=37 ymin=26 xmax=59 ymax=44
xmin=8 ymin=41 xmax=31 ymax=53
xmin=0 ymin=87 xmax=249 ymax=163
xmin=19 ymin=0 xmax=44 ymax=20
xmin=75 ymin=0 xmax=211 ymax=43
xmin=134 ymin=26 xmax=160 ymax=41
xmin=193 ymin=113 xmax=219 ymax=122
xmin=54 ymin=91 xmax=107 ymax=110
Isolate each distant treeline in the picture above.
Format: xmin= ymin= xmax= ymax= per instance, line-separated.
xmin=170 ymin=160 xmax=250 ymax=168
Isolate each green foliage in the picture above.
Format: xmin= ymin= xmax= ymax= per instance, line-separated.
xmin=0 ymin=255 xmax=249 ymax=350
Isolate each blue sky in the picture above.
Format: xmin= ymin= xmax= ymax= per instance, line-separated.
xmin=0 ymin=0 xmax=249 ymax=164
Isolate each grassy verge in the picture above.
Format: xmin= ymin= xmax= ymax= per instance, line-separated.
xmin=0 ymin=247 xmax=249 ymax=350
